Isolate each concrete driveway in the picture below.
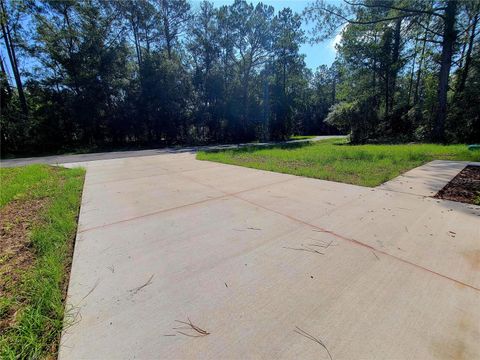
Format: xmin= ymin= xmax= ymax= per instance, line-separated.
xmin=60 ymin=153 xmax=480 ymax=359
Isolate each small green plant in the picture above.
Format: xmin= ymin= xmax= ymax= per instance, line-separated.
xmin=474 ymin=192 xmax=480 ymax=206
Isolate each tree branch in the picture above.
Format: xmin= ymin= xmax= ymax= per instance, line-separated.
xmin=313 ymin=5 xmax=410 ymax=25
xmin=414 ymin=19 xmax=443 ymax=38
xmin=342 ymin=0 xmax=445 ymax=19
xmin=416 ymin=37 xmax=442 ymax=45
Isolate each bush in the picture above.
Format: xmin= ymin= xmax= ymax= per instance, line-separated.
xmin=325 ymin=100 xmax=378 ymax=144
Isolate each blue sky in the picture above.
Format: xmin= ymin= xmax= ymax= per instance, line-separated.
xmin=191 ymin=0 xmax=341 ymax=70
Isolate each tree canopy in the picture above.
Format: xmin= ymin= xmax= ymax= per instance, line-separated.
xmin=306 ymin=0 xmax=480 ymax=143
xmin=1 ymin=0 xmax=478 ymax=155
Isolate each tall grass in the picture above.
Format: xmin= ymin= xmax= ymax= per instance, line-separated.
xmin=197 ymin=139 xmax=480 ymax=187
xmin=0 ymin=165 xmax=85 ymax=359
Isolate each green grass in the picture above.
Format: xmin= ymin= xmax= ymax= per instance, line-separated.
xmin=474 ymin=193 xmax=480 ymax=206
xmin=0 ymin=165 xmax=53 ymax=207
xmin=197 ymin=138 xmax=480 ymax=187
xmin=0 ymin=165 xmax=85 ymax=359
xmin=289 ymin=135 xmax=317 ymax=140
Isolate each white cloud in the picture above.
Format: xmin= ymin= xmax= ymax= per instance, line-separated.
xmin=330 ymin=24 xmax=347 ymax=51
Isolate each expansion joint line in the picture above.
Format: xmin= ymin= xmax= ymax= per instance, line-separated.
xmin=230 ymin=194 xmax=480 ymax=293
xmin=80 ymin=165 xmax=479 ymax=293
xmin=78 ymin=176 xmax=297 ymax=234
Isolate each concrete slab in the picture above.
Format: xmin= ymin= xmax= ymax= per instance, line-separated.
xmin=60 ymin=154 xmax=480 ymax=360
xmin=378 ymin=160 xmax=480 ymax=196
xmin=237 ymin=182 xmax=480 ymax=289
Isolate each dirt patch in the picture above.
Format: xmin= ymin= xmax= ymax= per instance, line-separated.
xmin=0 ymin=198 xmax=48 ymax=332
xmin=435 ymin=166 xmax=480 ymax=205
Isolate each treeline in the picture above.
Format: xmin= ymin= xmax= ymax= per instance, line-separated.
xmin=1 ymin=1 xmax=479 ymax=156
xmin=306 ymin=0 xmax=480 ymax=143
xmin=1 ymin=0 xmax=337 ymax=155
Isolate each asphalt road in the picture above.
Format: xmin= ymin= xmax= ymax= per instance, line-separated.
xmin=0 ymin=135 xmax=345 ymax=168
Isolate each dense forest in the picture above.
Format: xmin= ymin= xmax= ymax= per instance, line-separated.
xmin=1 ymin=0 xmax=479 ymax=155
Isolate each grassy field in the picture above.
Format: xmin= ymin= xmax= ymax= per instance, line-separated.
xmin=0 ymin=165 xmax=85 ymax=359
xmin=197 ymin=138 xmax=480 ymax=187
xmin=289 ymin=135 xmax=317 ymax=140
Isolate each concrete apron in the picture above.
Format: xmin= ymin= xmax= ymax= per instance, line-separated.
xmin=60 ymin=155 xmax=480 ymax=360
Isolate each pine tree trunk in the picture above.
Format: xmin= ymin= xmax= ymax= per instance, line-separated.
xmin=456 ymin=13 xmax=478 ymax=94
xmin=389 ymin=18 xmax=401 ymax=113
xmin=407 ymin=38 xmax=418 ymax=106
xmin=433 ymin=0 xmax=457 ymax=142
xmin=0 ymin=54 xmax=11 ymax=96
xmin=0 ymin=0 xmax=27 ymax=115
